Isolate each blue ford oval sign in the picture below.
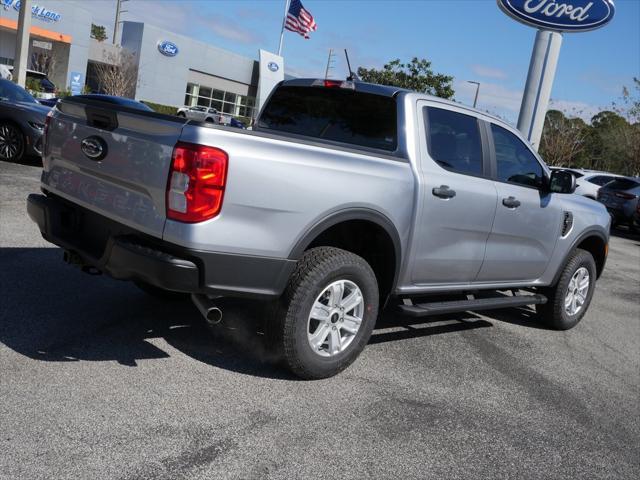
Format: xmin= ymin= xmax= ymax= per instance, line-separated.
xmin=157 ymin=40 xmax=179 ymax=57
xmin=497 ymin=0 xmax=615 ymax=32
xmin=267 ymin=62 xmax=279 ymax=72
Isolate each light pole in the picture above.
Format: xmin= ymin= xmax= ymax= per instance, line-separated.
xmin=468 ymin=80 xmax=480 ymax=108
xmin=13 ymin=0 xmax=32 ymax=87
xmin=113 ymin=0 xmax=129 ymax=45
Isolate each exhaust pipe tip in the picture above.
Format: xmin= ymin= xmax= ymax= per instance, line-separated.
xmin=205 ymin=307 xmax=222 ymax=325
xmin=192 ymin=294 xmax=223 ymax=326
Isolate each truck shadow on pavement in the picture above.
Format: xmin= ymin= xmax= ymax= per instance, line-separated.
xmin=1 ymin=247 xmax=547 ymax=379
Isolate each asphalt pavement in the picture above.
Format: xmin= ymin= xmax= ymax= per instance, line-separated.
xmin=1 ymin=159 xmax=639 ymax=479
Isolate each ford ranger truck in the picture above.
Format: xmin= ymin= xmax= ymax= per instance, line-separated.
xmin=27 ymin=80 xmax=610 ymax=379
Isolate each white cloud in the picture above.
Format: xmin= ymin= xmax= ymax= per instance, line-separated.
xmin=203 ymin=17 xmax=263 ymax=45
xmin=470 ymin=64 xmax=508 ymax=80
xmin=548 ymin=99 xmax=601 ymax=122
xmin=454 ymin=79 xmax=522 ymax=124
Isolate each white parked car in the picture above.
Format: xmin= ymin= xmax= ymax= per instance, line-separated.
xmin=0 ymin=64 xmax=12 ymax=80
xmin=176 ymin=106 xmax=225 ymax=123
xmin=551 ymin=168 xmax=622 ymax=200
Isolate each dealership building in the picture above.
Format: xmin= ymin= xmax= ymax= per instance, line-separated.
xmin=0 ymin=0 xmax=285 ymax=122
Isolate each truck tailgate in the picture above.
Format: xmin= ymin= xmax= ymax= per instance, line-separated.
xmin=41 ymin=99 xmax=186 ymax=239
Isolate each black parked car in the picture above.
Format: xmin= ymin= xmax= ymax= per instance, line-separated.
xmin=0 ymin=79 xmax=50 ymax=162
xmin=597 ymin=177 xmax=640 ymax=232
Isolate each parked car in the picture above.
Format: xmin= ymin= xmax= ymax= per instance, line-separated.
xmin=228 ymin=117 xmax=246 ymax=129
xmin=38 ymin=97 xmax=59 ymax=108
xmin=597 ymin=177 xmax=640 ymax=230
xmin=0 ymin=64 xmax=11 ymax=80
xmin=28 ymin=78 xmax=610 ymax=379
xmin=632 ymin=201 xmax=640 ymax=232
xmin=0 ymin=78 xmax=50 ymax=162
xmin=550 ymin=167 xmax=622 ymax=199
xmin=70 ymin=94 xmax=154 ymax=112
xmin=176 ymin=105 xmax=221 ymax=123
xmin=6 ymin=67 xmax=58 ymax=99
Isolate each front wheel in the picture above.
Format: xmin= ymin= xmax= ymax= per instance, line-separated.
xmin=0 ymin=122 xmax=25 ymax=162
xmin=274 ymin=247 xmax=379 ymax=379
xmin=536 ymin=248 xmax=597 ymax=330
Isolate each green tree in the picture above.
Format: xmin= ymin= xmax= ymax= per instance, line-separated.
xmin=585 ymin=110 xmax=639 ymax=175
xmin=539 ymin=110 xmax=587 ymax=167
xmin=357 ymin=58 xmax=454 ymax=99
xmin=91 ymin=24 xmax=108 ymax=42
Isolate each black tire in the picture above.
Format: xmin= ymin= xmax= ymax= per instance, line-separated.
xmin=205 ymin=117 xmax=214 ymax=123
xmin=134 ymin=280 xmax=188 ymax=301
xmin=536 ymin=248 xmax=597 ymax=330
xmin=274 ymin=247 xmax=379 ymax=380
xmin=177 ymin=112 xmax=186 ymax=118
xmin=0 ymin=122 xmax=25 ymax=162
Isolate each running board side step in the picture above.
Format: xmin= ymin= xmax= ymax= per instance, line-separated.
xmin=398 ymin=294 xmax=547 ymax=318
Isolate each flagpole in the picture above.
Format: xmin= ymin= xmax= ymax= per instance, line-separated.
xmin=277 ymin=0 xmax=291 ymax=56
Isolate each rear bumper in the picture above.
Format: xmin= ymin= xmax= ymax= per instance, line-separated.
xmin=27 ymin=193 xmax=295 ymax=298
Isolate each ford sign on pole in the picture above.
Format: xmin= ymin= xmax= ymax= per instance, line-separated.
xmin=497 ymin=0 xmax=615 ymax=149
xmin=498 ymin=0 xmax=615 ymax=32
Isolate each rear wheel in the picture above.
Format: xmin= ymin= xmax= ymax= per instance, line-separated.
xmin=536 ymin=248 xmax=596 ymax=330
xmin=0 ymin=122 xmax=25 ymax=162
xmin=274 ymin=247 xmax=379 ymax=379
xmin=177 ymin=112 xmax=186 ymax=118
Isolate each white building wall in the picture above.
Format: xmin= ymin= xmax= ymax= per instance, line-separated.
xmin=121 ymin=21 xmax=258 ymax=107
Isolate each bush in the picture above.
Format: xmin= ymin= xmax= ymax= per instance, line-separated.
xmin=25 ymin=77 xmax=42 ymax=93
xmin=141 ymin=101 xmax=178 ymax=116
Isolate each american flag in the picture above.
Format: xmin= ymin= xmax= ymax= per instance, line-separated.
xmin=285 ymin=0 xmax=317 ymax=39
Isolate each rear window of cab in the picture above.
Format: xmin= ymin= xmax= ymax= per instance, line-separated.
xmin=257 ymin=86 xmax=397 ymax=152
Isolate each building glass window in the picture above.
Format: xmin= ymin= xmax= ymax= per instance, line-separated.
xmin=184 ymin=82 xmax=256 ymax=123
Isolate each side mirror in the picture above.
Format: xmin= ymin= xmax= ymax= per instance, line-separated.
xmin=549 ymin=170 xmax=576 ymax=194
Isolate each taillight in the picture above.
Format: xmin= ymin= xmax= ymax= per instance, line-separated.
xmin=614 ymin=192 xmax=637 ymax=200
xmin=311 ymin=79 xmax=355 ymax=90
xmin=166 ymin=142 xmax=228 ymax=223
xmin=43 ymin=110 xmax=53 ymax=156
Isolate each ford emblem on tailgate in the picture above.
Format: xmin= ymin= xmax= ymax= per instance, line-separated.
xmin=81 ymin=136 xmax=107 ymax=161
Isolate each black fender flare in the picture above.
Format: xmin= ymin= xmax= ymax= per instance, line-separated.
xmin=551 ymin=227 xmax=609 ymax=285
xmin=288 ymin=208 xmax=403 ymax=291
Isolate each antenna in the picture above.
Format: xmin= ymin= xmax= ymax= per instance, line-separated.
xmin=344 ymin=49 xmax=359 ymax=81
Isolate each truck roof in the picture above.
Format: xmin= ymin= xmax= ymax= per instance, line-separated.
xmin=282 ymin=78 xmax=508 ymax=126
xmin=281 ymin=78 xmax=411 ymax=98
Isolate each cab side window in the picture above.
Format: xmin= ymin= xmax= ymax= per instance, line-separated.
xmin=491 ymin=124 xmax=544 ymax=189
xmin=426 ymin=107 xmax=483 ymax=176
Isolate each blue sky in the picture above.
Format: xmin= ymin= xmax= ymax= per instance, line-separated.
xmin=79 ymin=0 xmax=640 ymax=124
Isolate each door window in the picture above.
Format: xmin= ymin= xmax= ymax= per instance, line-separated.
xmin=425 ymin=107 xmax=483 ymax=175
xmin=491 ymin=124 xmax=544 ymax=189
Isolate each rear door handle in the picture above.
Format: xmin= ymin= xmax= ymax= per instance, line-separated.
xmin=502 ymin=196 xmax=521 ymax=208
xmin=432 ymin=185 xmax=456 ymax=199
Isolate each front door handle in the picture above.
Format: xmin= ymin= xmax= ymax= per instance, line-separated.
xmin=432 ymin=185 xmax=456 ymax=199
xmin=502 ymin=196 xmax=521 ymax=208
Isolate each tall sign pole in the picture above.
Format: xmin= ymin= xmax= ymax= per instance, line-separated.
xmin=13 ymin=0 xmax=32 ymax=87
xmin=518 ymin=30 xmax=563 ymax=149
xmin=497 ymin=0 xmax=616 ymax=150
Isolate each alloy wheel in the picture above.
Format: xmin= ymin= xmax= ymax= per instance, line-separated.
xmin=564 ymin=267 xmax=590 ymax=316
xmin=0 ymin=124 xmax=23 ymax=161
xmin=307 ymin=279 xmax=365 ymax=357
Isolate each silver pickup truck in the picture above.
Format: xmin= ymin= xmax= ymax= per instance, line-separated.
xmin=27 ymin=79 xmax=610 ymax=379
